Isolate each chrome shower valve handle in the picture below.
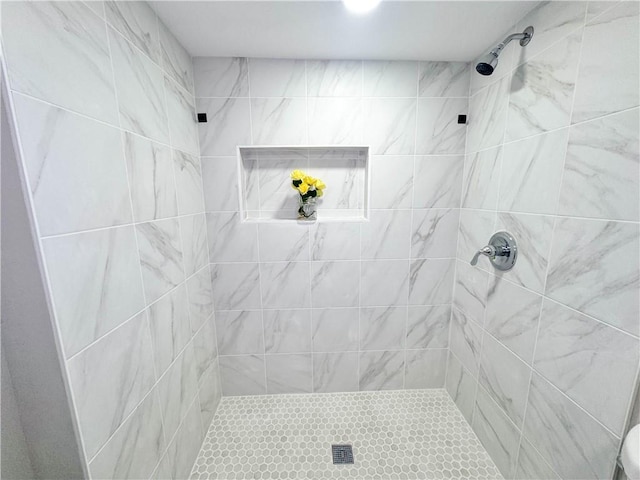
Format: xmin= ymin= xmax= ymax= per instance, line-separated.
xmin=469 ymin=231 xmax=518 ymax=271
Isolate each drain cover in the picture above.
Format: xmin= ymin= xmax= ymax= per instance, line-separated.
xmin=332 ymin=444 xmax=354 ymax=465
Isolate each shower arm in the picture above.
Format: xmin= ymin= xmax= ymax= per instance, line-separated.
xmin=489 ymin=30 xmax=533 ymax=58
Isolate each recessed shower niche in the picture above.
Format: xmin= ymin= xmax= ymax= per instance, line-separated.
xmin=237 ymin=146 xmax=369 ymax=222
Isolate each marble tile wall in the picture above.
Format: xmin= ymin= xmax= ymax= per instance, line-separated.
xmin=447 ymin=2 xmax=640 ymax=479
xmin=1 ymin=1 xmax=219 ymax=478
xmin=196 ymin=57 xmax=470 ymax=396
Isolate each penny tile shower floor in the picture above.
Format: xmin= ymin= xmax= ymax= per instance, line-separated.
xmin=190 ymin=389 xmax=502 ymax=480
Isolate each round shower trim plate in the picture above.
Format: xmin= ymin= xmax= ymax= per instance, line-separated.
xmin=520 ymin=26 xmax=534 ymax=46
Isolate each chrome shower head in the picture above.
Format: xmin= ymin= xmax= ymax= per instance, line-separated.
xmin=475 ymin=26 xmax=534 ymax=76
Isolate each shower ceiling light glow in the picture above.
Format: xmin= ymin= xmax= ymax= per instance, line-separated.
xmin=342 ymin=0 xmax=382 ymax=14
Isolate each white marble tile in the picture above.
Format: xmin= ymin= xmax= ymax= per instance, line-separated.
xmin=523 ymin=373 xmax=619 ymax=480
xmin=42 ymin=226 xmax=145 ymax=357
xmin=201 ymin=157 xmax=240 ymax=212
xmin=249 ymin=58 xmax=305 ymax=97
xmin=258 ymin=223 xmax=309 ymax=262
xmin=360 ymin=260 xmax=409 ymax=307
xmin=545 ymin=217 xmax=639 ymax=335
xmin=261 ymin=262 xmax=311 ymax=309
xmin=219 ymin=355 xmax=266 ymax=396
xmin=572 ymin=1 xmax=640 ymax=123
xmin=215 ymin=310 xmax=264 ymax=355
xmin=157 ymin=342 xmax=199 ymax=440
xmin=123 ymin=132 xmax=177 ymax=222
xmin=416 ymin=97 xmax=468 ymax=155
xmin=67 ymin=311 xmax=156 ymax=458
xmin=210 ymin=263 xmax=261 ymax=311
xmin=360 ymin=307 xmax=406 ymax=351
xmin=198 ymin=359 xmax=222 ymax=429
xmin=363 ymin=61 xmax=418 ymax=97
xmin=265 ymin=354 xmax=312 ymax=394
xmin=404 ymin=349 xmax=447 ymax=389
xmin=2 ymin=1 xmax=119 ymax=124
xmin=412 ymin=156 xmax=463 ymax=209
xmin=313 ymin=352 xmax=359 ymax=393
xmin=88 ymin=388 xmax=165 ymax=480
xmin=109 ymin=27 xmax=169 ymax=144
xmin=408 ymin=259 xmax=455 ymax=306
xmin=158 ymin=20 xmax=193 ymax=93
xmin=456 ymin=209 xmax=496 ymax=266
xmin=506 ymin=31 xmax=582 ymax=141
xmin=13 ymin=94 xmax=131 ymax=236
xmin=307 ymin=149 xmax=366 ymax=211
xmin=406 ymin=305 xmax=451 ymax=349
xmin=359 ymin=351 xmax=405 ymax=391
xmin=206 ymin=212 xmax=258 ymax=262
xmin=307 ymin=98 xmax=363 ymax=145
xmin=535 ymin=299 xmax=639 ymax=436
xmin=136 ymin=218 xmax=185 ymax=304
xmin=515 ymin=1 xmax=587 ymax=64
xmin=515 ymin=438 xmax=560 ymax=480
xmin=495 ymin=213 xmax=555 ymax=294
xmin=150 ymin=452 xmax=173 ymax=480
xmin=194 ymin=57 xmax=249 ymax=97
xmin=172 ymin=149 xmax=205 ymax=215
xmin=254 ymin=148 xmax=307 ymax=213
xmin=361 ymin=210 xmax=411 ymax=259
xmin=419 ymin=62 xmax=470 ymax=98
xmin=165 ymin=78 xmax=199 ymax=156
xmin=165 ymin=398 xmax=204 ymax=479
xmin=311 ymin=261 xmax=359 ymax=308
xmin=148 ymin=284 xmax=191 ymax=376
xmin=186 ymin=267 xmax=214 ymax=334
xmin=84 ymin=1 xmax=105 ymax=18
xmin=411 ymin=209 xmax=459 ymax=258
xmin=193 ymin=319 xmax=217 ymax=384
xmin=485 ymin=277 xmax=542 ymax=364
xmin=363 ymin=98 xmax=417 ymax=155
xmin=105 ymin=1 xmax=159 ymax=63
xmin=369 ymin=156 xmax=413 ymax=209
xmin=449 ymin=308 xmax=483 ymax=376
xmin=179 ymin=214 xmax=208 ymax=277
xmin=466 ymin=76 xmax=509 ymax=153
xmin=197 ymin=98 xmax=251 ymax=156
xmin=264 ymin=309 xmax=312 ymax=354
xmin=479 ymin=334 xmax=531 ymax=428
xmin=498 ymin=128 xmax=569 ymax=215
xmin=311 ymin=308 xmax=359 ymax=353
xmin=586 ymin=0 xmax=623 ymax=22
xmin=453 ymin=262 xmax=489 ymax=326
xmin=445 ymin=351 xmax=476 ymax=424
xmin=461 ymin=146 xmax=501 ymax=210
xmin=306 ymin=60 xmax=362 ymax=97
xmin=559 ymin=108 xmax=639 ymax=221
xmin=472 ymin=386 xmax=521 ymax=479
xmin=311 ymin=222 xmax=361 ymax=260
xmin=251 ymin=98 xmax=307 ymax=145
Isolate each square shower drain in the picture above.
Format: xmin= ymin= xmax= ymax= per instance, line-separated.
xmin=332 ymin=444 xmax=354 ymax=465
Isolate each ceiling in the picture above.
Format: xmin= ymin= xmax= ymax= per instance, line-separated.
xmin=152 ymin=1 xmax=539 ymax=62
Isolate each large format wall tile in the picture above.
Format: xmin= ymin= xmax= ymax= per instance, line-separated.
xmin=307 ymin=98 xmax=363 ymax=145
xmin=572 ymin=1 xmax=639 ymax=123
xmin=165 ymin=398 xmax=204 ymax=478
xmin=158 ymin=20 xmax=194 ymax=93
xmin=362 ymin=210 xmax=411 ymax=259
xmin=461 ymin=146 xmax=501 ymax=210
xmin=43 ymin=226 xmax=145 ymax=358
xmin=179 ymin=214 xmax=208 ymax=277
xmin=186 ymin=267 xmax=214 ymax=334
xmin=363 ymin=61 xmax=417 ymax=97
xmin=416 ymin=98 xmax=468 ymax=154
xmin=109 ymin=27 xmax=169 ymax=144
xmin=210 ymin=263 xmax=261 ymax=311
xmin=207 ymin=212 xmax=258 ymax=262
xmin=13 ymin=94 xmax=132 ymax=236
xmin=404 ymin=349 xmax=447 ymax=388
xmin=219 ymin=355 xmax=266 ymax=396
xmin=105 ymin=0 xmax=160 ymax=64
xmin=194 ymin=57 xmax=249 ymax=98
xmin=418 ymin=62 xmax=470 ymax=98
xmin=307 ymin=60 xmax=362 ymax=97
xmin=408 ymin=259 xmax=455 ymax=306
xmin=515 ymin=438 xmax=560 ymax=480
xmin=215 ymin=310 xmax=264 ymax=356
xmin=311 ymin=308 xmax=359 ymax=353
xmin=249 ymin=59 xmax=305 ymax=97
xmin=466 ymin=76 xmax=509 ymax=153
xmin=264 ymin=310 xmax=311 ymax=354
xmin=67 ymin=311 xmax=156 ymax=458
xmin=311 ymin=261 xmax=359 ymax=308
xmin=359 ymin=307 xmax=406 ymax=351
xmin=265 ymin=354 xmax=312 ymax=394
xmin=261 ymin=262 xmax=310 ymax=308
xmin=363 ymin=98 xmax=417 ymax=155
xmin=449 ymin=308 xmax=483 ymax=377
xmin=2 ymin=1 xmax=119 ymax=124
xmin=369 ymin=156 xmax=413 ymax=209
xmin=258 ymin=223 xmax=309 ymax=262
xmin=310 ymin=222 xmax=361 ymax=261
xmin=411 ymin=209 xmax=459 ymax=258
xmin=361 ymin=260 xmax=409 ymax=307
xmin=313 ymin=352 xmax=358 ymax=393
xmin=413 ymin=156 xmax=463 ymax=208
xmin=201 ymin=157 xmax=239 ymax=212
xmin=359 ymin=351 xmax=404 ymax=391
xmin=251 ymin=98 xmax=307 ymax=145
xmin=406 ymin=305 xmax=450 ymax=349
xmin=445 ymin=352 xmax=476 ymax=423
xmin=165 ymin=78 xmax=199 ymax=156
xmin=197 ymin=98 xmax=251 ymax=156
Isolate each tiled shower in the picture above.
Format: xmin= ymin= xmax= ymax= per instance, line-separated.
xmin=0 ymin=1 xmax=638 ymax=480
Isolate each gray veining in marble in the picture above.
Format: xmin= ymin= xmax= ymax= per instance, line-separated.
xmin=363 ymin=61 xmax=418 ymax=97
xmin=360 ymin=260 xmax=409 ymax=307
xmin=449 ymin=308 xmax=483 ymax=377
xmin=201 ymin=157 xmax=239 ymax=213
xmin=179 ymin=214 xmax=208 ymax=277
xmin=359 ymin=351 xmax=404 ymax=391
xmin=405 ymin=349 xmax=447 ymax=389
xmin=406 ymin=305 xmax=450 ymax=349
xmin=261 ymin=262 xmax=310 ymax=309
xmin=264 ymin=309 xmax=312 ymax=354
xmin=445 ymin=351 xmax=477 ymax=424
xmin=311 ymin=222 xmax=361 ymax=261
xmin=207 ymin=212 xmax=258 ymax=263
xmin=362 ymin=210 xmax=411 ymax=260
xmin=210 ymin=263 xmax=261 ymax=311
xmin=158 ymin=19 xmax=194 ymax=93
xmin=408 ymin=259 xmax=455 ymax=306
xmin=249 ymin=59 xmax=305 ymax=97
xmin=219 ymin=355 xmax=266 ymax=396
xmin=165 ymin=78 xmax=199 ymax=156
xmin=363 ymin=98 xmax=416 ymax=155
xmin=515 ymin=438 xmax=560 ymax=480
xmin=306 ymin=60 xmax=362 ymax=97
xmin=173 ymin=150 xmax=205 ymax=215
xmin=311 ymin=308 xmax=359 ymax=353
xmin=313 ymin=352 xmax=359 ymax=393
xmin=467 ymin=76 xmax=509 ymax=153
xmin=413 ymin=156 xmax=463 ymax=208
xmin=416 ymin=97 xmax=468 ymax=155
xmin=266 ymin=354 xmax=313 ymax=394
xmin=311 ymin=261 xmax=359 ymax=308
xmin=186 ymin=267 xmax=214 ymax=334
xmin=360 ymin=307 xmax=406 ymax=351
xmin=453 ymin=261 xmax=489 ymax=325
xmin=461 ymin=146 xmax=501 ymax=210
xmin=411 ymin=209 xmax=459 ymax=259
xmin=370 ymin=156 xmax=413 ymax=209
xmin=105 ymin=0 xmax=160 ymax=63
xmin=418 ymin=62 xmax=470 ymax=98
xmin=197 ymin=98 xmax=251 ymax=156
xmin=194 ymin=57 xmax=249 ymax=98
xmin=251 ymin=98 xmax=307 ymax=145
xmin=215 ymin=310 xmax=264 ymax=356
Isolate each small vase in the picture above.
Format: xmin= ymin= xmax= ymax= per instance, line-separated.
xmin=298 ymin=196 xmax=317 ymax=220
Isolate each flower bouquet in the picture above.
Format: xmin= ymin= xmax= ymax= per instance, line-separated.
xmin=290 ymin=170 xmax=326 ymax=220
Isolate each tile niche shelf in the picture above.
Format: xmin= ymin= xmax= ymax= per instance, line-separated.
xmin=237 ymin=146 xmax=370 ymax=223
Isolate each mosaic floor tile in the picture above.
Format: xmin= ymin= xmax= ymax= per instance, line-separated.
xmin=191 ymin=389 xmax=502 ymax=479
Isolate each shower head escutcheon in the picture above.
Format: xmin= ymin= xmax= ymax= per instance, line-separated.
xmin=475 ymin=26 xmax=534 ymax=76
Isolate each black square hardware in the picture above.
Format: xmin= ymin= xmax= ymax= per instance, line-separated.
xmin=458 ymin=114 xmax=467 ymax=124
xmin=197 ymin=113 xmax=208 ymax=123
xmin=332 ymin=444 xmax=354 ymax=465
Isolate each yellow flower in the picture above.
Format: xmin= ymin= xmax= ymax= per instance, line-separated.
xmin=290 ymin=169 xmax=305 ymax=181
xmin=316 ymin=180 xmax=326 ymax=190
xmin=297 ymin=182 xmax=309 ymax=194
xmin=304 ymin=175 xmax=317 ymax=186
xmin=316 ymin=188 xmax=324 ymax=197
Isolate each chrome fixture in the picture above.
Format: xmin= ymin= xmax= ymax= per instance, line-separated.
xmin=475 ymin=26 xmax=534 ymax=76
xmin=470 ymin=231 xmax=518 ymax=271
